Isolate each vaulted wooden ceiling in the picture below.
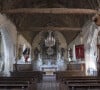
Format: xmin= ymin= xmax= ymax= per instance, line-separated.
xmin=0 ymin=0 xmax=99 ymax=45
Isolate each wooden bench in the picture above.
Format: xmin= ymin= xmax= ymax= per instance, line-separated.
xmin=0 ymin=77 xmax=36 ymax=89
xmin=55 ymin=70 xmax=85 ymax=81
xmin=58 ymin=76 xmax=100 ymax=82
xmin=0 ymin=81 xmax=29 ymax=89
xmin=68 ymin=83 xmax=100 ymax=90
xmin=60 ymin=76 xmax=100 ymax=90
xmin=0 ymin=77 xmax=34 ymax=83
xmin=10 ymin=71 xmax=43 ymax=82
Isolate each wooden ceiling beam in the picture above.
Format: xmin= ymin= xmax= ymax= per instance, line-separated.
xmin=19 ymin=27 xmax=81 ymax=31
xmin=1 ymin=8 xmax=96 ymax=14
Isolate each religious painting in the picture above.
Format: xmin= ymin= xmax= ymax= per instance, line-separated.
xmin=75 ymin=44 xmax=84 ymax=59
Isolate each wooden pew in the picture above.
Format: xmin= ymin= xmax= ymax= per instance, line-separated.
xmin=59 ymin=76 xmax=100 ymax=90
xmin=55 ymin=70 xmax=85 ymax=81
xmin=0 ymin=71 xmax=43 ymax=89
xmin=0 ymin=81 xmax=29 ymax=89
xmin=10 ymin=71 xmax=43 ymax=82
xmin=68 ymin=83 xmax=100 ymax=90
xmin=60 ymin=76 xmax=100 ymax=83
xmin=0 ymin=76 xmax=36 ymax=89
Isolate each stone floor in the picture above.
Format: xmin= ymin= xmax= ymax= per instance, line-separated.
xmin=37 ymin=75 xmax=66 ymax=90
xmin=37 ymin=75 xmax=58 ymax=90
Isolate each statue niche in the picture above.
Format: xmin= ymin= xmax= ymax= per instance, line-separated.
xmin=34 ymin=47 xmax=40 ymax=60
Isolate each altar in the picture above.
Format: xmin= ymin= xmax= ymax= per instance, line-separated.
xmin=41 ymin=65 xmax=57 ymax=75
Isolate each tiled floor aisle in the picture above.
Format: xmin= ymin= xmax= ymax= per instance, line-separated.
xmin=37 ymin=75 xmax=66 ymax=90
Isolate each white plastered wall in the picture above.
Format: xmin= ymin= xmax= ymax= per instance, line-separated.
xmin=0 ymin=14 xmax=17 ymax=76
xmin=68 ymin=20 xmax=100 ymax=76
xmin=0 ymin=14 xmax=31 ymax=76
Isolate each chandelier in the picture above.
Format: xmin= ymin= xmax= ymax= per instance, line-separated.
xmin=45 ymin=31 xmax=55 ymax=47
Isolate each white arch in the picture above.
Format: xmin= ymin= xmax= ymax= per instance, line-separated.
xmin=32 ymin=31 xmax=67 ymax=71
xmin=32 ymin=31 xmax=67 ymax=59
xmin=82 ymin=20 xmax=100 ymax=75
xmin=0 ymin=14 xmax=17 ymax=76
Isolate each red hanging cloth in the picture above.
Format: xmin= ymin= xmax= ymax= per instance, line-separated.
xmin=75 ymin=44 xmax=84 ymax=59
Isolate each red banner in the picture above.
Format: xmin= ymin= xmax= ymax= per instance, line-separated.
xmin=75 ymin=44 xmax=84 ymax=59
